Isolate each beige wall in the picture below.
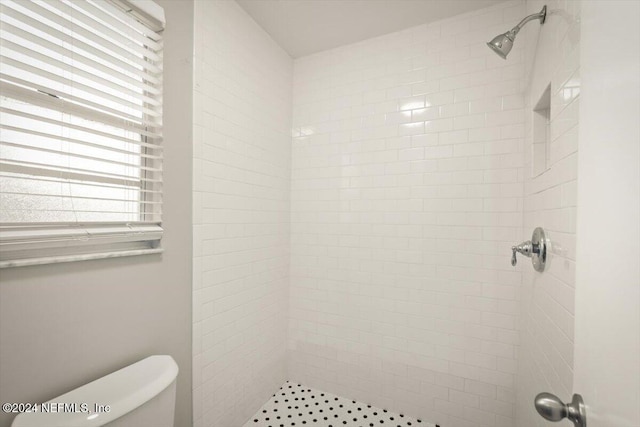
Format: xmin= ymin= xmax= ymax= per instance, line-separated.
xmin=0 ymin=1 xmax=194 ymax=426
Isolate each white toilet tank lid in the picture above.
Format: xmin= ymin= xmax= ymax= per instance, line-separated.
xmin=11 ymin=355 xmax=179 ymax=427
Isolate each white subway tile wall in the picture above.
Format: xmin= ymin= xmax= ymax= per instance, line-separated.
xmin=289 ymin=2 xmax=527 ymax=427
xmin=516 ymin=1 xmax=581 ymax=426
xmin=188 ymin=1 xmax=582 ymax=426
xmin=192 ymin=1 xmax=293 ymax=426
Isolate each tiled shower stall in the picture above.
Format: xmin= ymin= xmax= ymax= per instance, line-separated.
xmin=289 ymin=2 xmax=526 ymax=425
xmin=191 ymin=1 xmax=581 ymax=426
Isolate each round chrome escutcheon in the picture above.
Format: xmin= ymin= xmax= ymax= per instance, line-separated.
xmin=531 ymin=227 xmax=547 ymax=272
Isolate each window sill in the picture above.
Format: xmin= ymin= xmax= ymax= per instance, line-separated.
xmin=0 ymin=224 xmax=163 ymax=268
xmin=0 ymin=247 xmax=163 ymax=268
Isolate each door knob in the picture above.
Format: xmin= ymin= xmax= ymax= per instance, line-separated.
xmin=534 ymin=392 xmax=587 ymax=427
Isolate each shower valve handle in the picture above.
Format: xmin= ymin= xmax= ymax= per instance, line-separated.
xmin=511 ymin=227 xmax=547 ymax=272
xmin=511 ymin=241 xmax=532 ymax=266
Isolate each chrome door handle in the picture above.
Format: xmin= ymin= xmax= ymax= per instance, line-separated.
xmin=535 ymin=393 xmax=587 ymax=427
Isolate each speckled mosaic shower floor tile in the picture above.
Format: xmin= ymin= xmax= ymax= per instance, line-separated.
xmin=244 ymin=381 xmax=437 ymax=427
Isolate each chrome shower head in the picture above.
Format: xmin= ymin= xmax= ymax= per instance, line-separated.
xmin=487 ymin=5 xmax=546 ymax=59
xmin=486 ymin=31 xmax=515 ymax=59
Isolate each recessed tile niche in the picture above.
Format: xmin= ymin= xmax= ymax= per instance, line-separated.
xmin=532 ymin=85 xmax=551 ymax=177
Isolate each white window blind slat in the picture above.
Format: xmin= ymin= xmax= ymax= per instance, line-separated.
xmin=1 ymin=190 xmax=162 ymax=206
xmin=0 ymin=107 xmax=162 ymax=148
xmin=44 ymin=0 xmax=163 ymax=63
xmin=0 ymin=124 xmax=163 ymax=158
xmin=1 ymin=21 xmax=161 ymax=94
xmin=2 ymin=207 xmax=162 ymax=218
xmin=4 ymin=0 xmax=162 ymax=73
xmin=0 ymin=159 xmax=161 ymax=185
xmin=0 ymin=163 xmax=155 ymax=191
xmin=0 ymin=38 xmax=162 ymax=107
xmin=1 ymin=172 xmax=162 ymax=194
xmin=0 ymin=171 xmax=162 ymax=200
xmin=0 ymin=82 xmax=163 ymax=136
xmin=0 ymin=5 xmax=161 ymax=85
xmin=0 ymin=142 xmax=162 ymax=173
xmin=101 ymin=0 xmax=163 ymax=42
xmin=0 ymin=0 xmax=164 ymax=267
xmin=0 ymin=55 xmax=162 ymax=118
xmin=0 ymin=73 xmax=151 ymax=125
xmin=65 ymin=0 xmax=163 ymax=52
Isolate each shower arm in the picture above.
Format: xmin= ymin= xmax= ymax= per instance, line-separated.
xmin=508 ymin=5 xmax=547 ymax=38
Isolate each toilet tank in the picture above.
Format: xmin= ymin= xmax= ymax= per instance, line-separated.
xmin=11 ymin=355 xmax=179 ymax=427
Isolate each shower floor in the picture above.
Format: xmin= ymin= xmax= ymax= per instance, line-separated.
xmin=244 ymin=381 xmax=436 ymax=427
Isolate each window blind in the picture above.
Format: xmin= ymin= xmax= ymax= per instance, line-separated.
xmin=0 ymin=0 xmax=164 ymax=267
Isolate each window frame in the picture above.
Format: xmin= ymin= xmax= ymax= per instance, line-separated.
xmin=0 ymin=0 xmax=166 ymax=268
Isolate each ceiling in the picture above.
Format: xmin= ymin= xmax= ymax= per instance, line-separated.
xmin=236 ymin=0 xmax=504 ymax=58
